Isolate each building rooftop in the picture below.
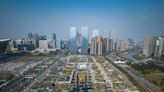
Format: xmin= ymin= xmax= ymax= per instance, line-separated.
xmin=0 ymin=39 xmax=10 ymax=42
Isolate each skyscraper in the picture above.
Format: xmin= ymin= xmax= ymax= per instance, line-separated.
xmin=28 ymin=33 xmax=39 ymax=48
xmin=52 ymin=33 xmax=57 ymax=49
xmin=69 ymin=27 xmax=78 ymax=53
xmin=90 ymin=29 xmax=99 ymax=55
xmin=33 ymin=33 xmax=39 ymax=48
xmin=39 ymin=40 xmax=48 ymax=49
xmin=115 ymin=40 xmax=128 ymax=51
xmin=143 ymin=35 xmax=156 ymax=57
xmin=90 ymin=29 xmax=103 ymax=55
xmin=103 ymin=31 xmax=110 ymax=53
xmin=81 ymin=26 xmax=89 ymax=54
xmin=56 ymin=39 xmax=61 ymax=50
xmin=97 ymin=36 xmax=103 ymax=55
xmin=92 ymin=29 xmax=99 ymax=38
xmin=154 ymin=37 xmax=164 ymax=57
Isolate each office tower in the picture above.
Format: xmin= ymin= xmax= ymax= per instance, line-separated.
xmin=159 ymin=37 xmax=164 ymax=56
xmin=60 ymin=40 xmax=65 ymax=49
xmin=39 ymin=40 xmax=48 ymax=49
xmin=103 ymin=31 xmax=110 ymax=53
xmin=143 ymin=35 xmax=156 ymax=57
xmin=154 ymin=39 xmax=160 ymax=57
xmin=97 ymin=36 xmax=103 ymax=55
xmin=81 ymin=26 xmax=89 ymax=54
xmin=52 ymin=33 xmax=57 ymax=48
xmin=115 ymin=40 xmax=120 ymax=51
xmin=109 ymin=39 xmax=113 ymax=51
xmin=115 ymin=40 xmax=128 ymax=51
xmin=14 ymin=39 xmax=23 ymax=48
xmin=28 ymin=33 xmax=39 ymax=48
xmin=76 ymin=31 xmax=82 ymax=53
xmin=90 ymin=37 xmax=96 ymax=55
xmin=33 ymin=33 xmax=39 ymax=48
xmin=28 ymin=33 xmax=33 ymax=39
xmin=39 ymin=35 xmax=47 ymax=40
xmin=154 ymin=37 xmax=164 ymax=57
xmin=90 ymin=29 xmax=103 ymax=55
xmin=90 ymin=29 xmax=99 ymax=55
xmin=22 ymin=38 xmax=32 ymax=45
xmin=70 ymin=27 xmax=78 ymax=53
xmin=56 ymin=39 xmax=61 ymax=50
xmin=92 ymin=29 xmax=99 ymax=38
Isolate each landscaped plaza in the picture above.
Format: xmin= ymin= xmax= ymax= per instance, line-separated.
xmin=30 ymin=55 xmax=138 ymax=92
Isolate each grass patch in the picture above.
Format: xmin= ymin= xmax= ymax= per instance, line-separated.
xmin=145 ymin=73 xmax=164 ymax=89
xmin=16 ymin=55 xmax=44 ymax=61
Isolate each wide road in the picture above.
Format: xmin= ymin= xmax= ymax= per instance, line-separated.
xmin=107 ymin=53 xmax=162 ymax=92
xmin=23 ymin=49 xmax=68 ymax=92
xmin=92 ymin=56 xmax=114 ymax=90
xmin=123 ymin=66 xmax=161 ymax=92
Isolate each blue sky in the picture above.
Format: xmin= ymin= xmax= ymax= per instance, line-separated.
xmin=0 ymin=0 xmax=164 ymax=40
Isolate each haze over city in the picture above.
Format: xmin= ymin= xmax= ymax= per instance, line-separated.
xmin=1 ymin=0 xmax=164 ymax=39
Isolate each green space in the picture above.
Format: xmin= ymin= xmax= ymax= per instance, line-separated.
xmin=132 ymin=53 xmax=143 ymax=60
xmin=105 ymin=56 xmax=146 ymax=92
xmin=53 ymin=84 xmax=69 ymax=92
xmin=131 ymin=63 xmax=164 ymax=74
xmin=0 ymin=71 xmax=14 ymax=80
xmin=145 ymin=73 xmax=164 ymax=88
xmin=130 ymin=63 xmax=164 ymax=90
xmin=92 ymin=84 xmax=107 ymax=92
xmin=16 ymin=55 xmax=44 ymax=61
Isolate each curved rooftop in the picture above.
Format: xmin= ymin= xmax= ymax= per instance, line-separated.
xmin=0 ymin=39 xmax=11 ymax=53
xmin=0 ymin=39 xmax=10 ymax=42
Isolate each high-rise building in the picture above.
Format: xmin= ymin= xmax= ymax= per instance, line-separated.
xmin=76 ymin=30 xmax=82 ymax=52
xmin=0 ymin=39 xmax=11 ymax=54
xmin=102 ymin=31 xmax=111 ymax=53
xmin=90 ymin=30 xmax=103 ymax=55
xmin=33 ymin=33 xmax=39 ymax=48
xmin=143 ymin=35 xmax=156 ymax=57
xmin=109 ymin=39 xmax=113 ymax=51
xmin=69 ymin=27 xmax=78 ymax=53
xmin=60 ymin=40 xmax=66 ymax=49
xmin=39 ymin=35 xmax=47 ymax=40
xmin=154 ymin=37 xmax=164 ymax=57
xmin=28 ymin=33 xmax=39 ymax=48
xmin=115 ymin=40 xmax=128 ymax=51
xmin=14 ymin=39 xmax=23 ymax=48
xmin=90 ymin=29 xmax=99 ymax=55
xmin=52 ymin=33 xmax=57 ymax=49
xmin=92 ymin=29 xmax=99 ymax=38
xmin=159 ymin=37 xmax=164 ymax=56
xmin=56 ymin=39 xmax=61 ymax=50
xmin=97 ymin=36 xmax=103 ymax=55
xmin=28 ymin=33 xmax=33 ymax=39
xmin=39 ymin=40 xmax=48 ymax=49
xmin=81 ymin=26 xmax=89 ymax=54
xmin=22 ymin=38 xmax=32 ymax=45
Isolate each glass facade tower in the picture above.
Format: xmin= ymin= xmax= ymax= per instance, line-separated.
xmin=81 ymin=26 xmax=89 ymax=54
xmin=70 ymin=27 xmax=78 ymax=53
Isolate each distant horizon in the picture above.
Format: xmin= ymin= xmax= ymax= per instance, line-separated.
xmin=0 ymin=0 xmax=164 ymax=40
xmin=0 ymin=27 xmax=163 ymax=40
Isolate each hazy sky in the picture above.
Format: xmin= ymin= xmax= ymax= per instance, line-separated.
xmin=0 ymin=0 xmax=164 ymax=40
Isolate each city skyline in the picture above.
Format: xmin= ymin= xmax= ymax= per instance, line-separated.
xmin=1 ymin=0 xmax=164 ymax=40
xmin=0 ymin=1 xmax=164 ymax=92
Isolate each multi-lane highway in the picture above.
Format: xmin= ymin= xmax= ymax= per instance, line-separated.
xmin=0 ymin=49 xmax=68 ymax=92
xmin=107 ymin=52 xmax=162 ymax=92
xmin=123 ymin=66 xmax=161 ymax=92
